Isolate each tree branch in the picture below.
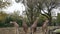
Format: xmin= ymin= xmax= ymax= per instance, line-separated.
xmin=41 ymin=13 xmax=49 ymax=19
xmin=41 ymin=9 xmax=48 ymax=15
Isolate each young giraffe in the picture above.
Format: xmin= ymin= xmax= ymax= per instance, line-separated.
xmin=30 ymin=17 xmax=39 ymax=34
xmin=42 ymin=19 xmax=49 ymax=34
xmin=22 ymin=18 xmax=28 ymax=34
xmin=10 ymin=21 xmax=19 ymax=34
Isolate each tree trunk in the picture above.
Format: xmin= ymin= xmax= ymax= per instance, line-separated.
xmin=48 ymin=9 xmax=52 ymax=26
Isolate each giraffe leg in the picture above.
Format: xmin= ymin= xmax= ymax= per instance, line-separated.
xmin=25 ymin=32 xmax=26 ymax=34
xmin=31 ymin=29 xmax=34 ymax=34
xmin=43 ymin=29 xmax=46 ymax=34
xmin=16 ymin=28 xmax=19 ymax=34
xmin=34 ymin=32 xmax=36 ymax=34
xmin=24 ymin=30 xmax=28 ymax=34
xmin=32 ymin=29 xmax=34 ymax=34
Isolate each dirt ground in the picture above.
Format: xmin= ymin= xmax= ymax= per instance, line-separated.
xmin=0 ymin=27 xmax=43 ymax=34
xmin=0 ymin=26 xmax=59 ymax=34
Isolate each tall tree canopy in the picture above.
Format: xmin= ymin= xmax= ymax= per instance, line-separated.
xmin=0 ymin=0 xmax=10 ymax=9
xmin=23 ymin=0 xmax=60 ymax=25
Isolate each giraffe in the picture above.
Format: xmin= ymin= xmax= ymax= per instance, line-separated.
xmin=42 ymin=19 xmax=49 ymax=34
xmin=22 ymin=18 xmax=28 ymax=34
xmin=30 ymin=17 xmax=39 ymax=34
xmin=10 ymin=21 xmax=19 ymax=34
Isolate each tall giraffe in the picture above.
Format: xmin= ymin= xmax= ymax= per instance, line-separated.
xmin=10 ymin=21 xmax=19 ymax=34
xmin=42 ymin=19 xmax=49 ymax=34
xmin=22 ymin=18 xmax=28 ymax=34
xmin=30 ymin=17 xmax=39 ymax=34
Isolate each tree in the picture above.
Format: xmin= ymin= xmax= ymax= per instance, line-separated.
xmin=23 ymin=0 xmax=41 ymax=25
xmin=0 ymin=0 xmax=10 ymax=9
xmin=26 ymin=0 xmax=60 ymax=25
xmin=4 ymin=12 xmax=23 ymax=27
xmin=57 ymin=13 xmax=60 ymax=25
xmin=23 ymin=0 xmax=60 ymax=34
xmin=0 ymin=0 xmax=11 ymax=21
xmin=0 ymin=11 xmax=8 ymax=23
xmin=37 ymin=0 xmax=60 ymax=25
xmin=15 ymin=0 xmax=21 ymax=3
xmin=0 ymin=0 xmax=10 ymax=23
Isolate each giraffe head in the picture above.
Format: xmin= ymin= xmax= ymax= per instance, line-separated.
xmin=10 ymin=21 xmax=13 ymax=23
xmin=45 ymin=19 xmax=49 ymax=23
xmin=10 ymin=21 xmax=16 ymax=24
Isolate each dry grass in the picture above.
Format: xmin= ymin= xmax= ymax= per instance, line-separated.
xmin=0 ymin=27 xmax=42 ymax=34
xmin=0 ymin=26 xmax=59 ymax=34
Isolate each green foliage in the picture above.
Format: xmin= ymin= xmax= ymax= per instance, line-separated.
xmin=57 ymin=13 xmax=60 ymax=25
xmin=0 ymin=11 xmax=59 ymax=27
xmin=51 ymin=19 xmax=57 ymax=26
xmin=0 ymin=11 xmax=23 ymax=27
xmin=0 ymin=13 xmax=45 ymax=27
xmin=37 ymin=15 xmax=47 ymax=26
xmin=26 ymin=0 xmax=60 ymax=25
xmin=0 ymin=11 xmax=8 ymax=22
xmin=53 ymin=29 xmax=60 ymax=33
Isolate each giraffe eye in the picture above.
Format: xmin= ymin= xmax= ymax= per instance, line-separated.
xmin=15 ymin=0 xmax=21 ymax=3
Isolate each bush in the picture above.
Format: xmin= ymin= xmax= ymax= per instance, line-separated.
xmin=53 ymin=29 xmax=60 ymax=33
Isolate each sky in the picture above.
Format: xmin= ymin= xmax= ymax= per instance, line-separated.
xmin=41 ymin=8 xmax=60 ymax=16
xmin=3 ymin=0 xmax=25 ymax=16
xmin=2 ymin=0 xmax=60 ymax=17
